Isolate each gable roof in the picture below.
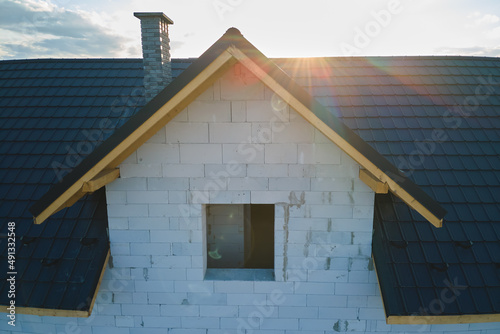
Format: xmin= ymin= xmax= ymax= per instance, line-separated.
xmin=2 ymin=31 xmax=498 ymax=323
xmin=29 ymin=28 xmax=446 ymax=228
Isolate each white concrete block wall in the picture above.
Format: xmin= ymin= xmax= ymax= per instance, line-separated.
xmin=11 ymin=64 xmax=500 ymax=333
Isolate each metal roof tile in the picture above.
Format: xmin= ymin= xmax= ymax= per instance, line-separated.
xmin=370 ymin=129 xmax=387 ymax=142
xmin=412 ymin=264 xmax=434 ymax=286
xmin=437 ymin=243 xmax=458 ymax=263
xmin=454 ymin=171 xmax=473 ymax=186
xmin=471 ymin=288 xmax=494 ymax=312
xmin=484 ymin=203 xmax=500 ymax=221
xmin=396 ymin=95 xmax=410 ymax=105
xmin=53 ymin=259 xmax=75 ymax=283
xmin=356 ymin=129 xmax=373 ymax=141
xmin=394 ymin=263 xmax=416 ymax=286
xmin=43 ymin=283 xmax=67 ymax=309
xmin=455 ymin=288 xmax=478 ymax=314
xmin=472 ymin=242 xmax=492 ymax=263
xmin=476 ymin=187 xmax=495 ymax=203
xmin=421 ymin=242 xmax=444 ymax=263
xmin=70 ymin=260 xmax=90 ymax=283
xmin=24 ymin=282 xmax=50 ymax=308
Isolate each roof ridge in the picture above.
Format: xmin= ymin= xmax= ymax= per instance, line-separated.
xmin=272 ymin=55 xmax=500 ymax=61
xmin=0 ymin=58 xmax=143 ymax=63
xmin=2 ymin=55 xmax=500 ymax=65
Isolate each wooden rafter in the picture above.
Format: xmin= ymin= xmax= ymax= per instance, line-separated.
xmin=359 ymin=169 xmax=389 ymax=194
xmin=34 ymin=169 xmax=119 ymax=225
xmin=82 ymin=169 xmax=120 ymax=193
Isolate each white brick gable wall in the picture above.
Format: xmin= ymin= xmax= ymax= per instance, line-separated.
xmin=11 ymin=64 xmax=500 ymax=333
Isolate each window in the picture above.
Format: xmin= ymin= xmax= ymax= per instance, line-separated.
xmin=205 ymin=204 xmax=274 ymax=279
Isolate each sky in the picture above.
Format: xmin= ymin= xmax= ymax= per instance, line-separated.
xmin=1 ymin=0 xmax=500 ymax=60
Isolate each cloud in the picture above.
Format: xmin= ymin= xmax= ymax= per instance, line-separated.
xmin=485 ymin=26 xmax=500 ymax=39
xmin=465 ymin=12 xmax=500 ymax=28
xmin=434 ymin=45 xmax=500 ymax=57
xmin=0 ymin=0 xmax=132 ymax=59
xmin=475 ymin=14 xmax=500 ymax=25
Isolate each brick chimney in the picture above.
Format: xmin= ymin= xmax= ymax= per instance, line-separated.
xmin=134 ymin=12 xmax=174 ymax=101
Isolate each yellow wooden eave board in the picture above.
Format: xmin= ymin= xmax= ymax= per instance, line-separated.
xmin=387 ymin=313 xmax=500 ymax=325
xmin=1 ymin=306 xmax=89 ymax=317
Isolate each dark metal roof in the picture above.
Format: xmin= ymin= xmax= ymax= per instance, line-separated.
xmin=0 ymin=58 xmax=192 ymax=311
xmin=0 ymin=59 xmax=143 ymax=311
xmin=274 ymin=56 xmax=500 ymax=317
xmin=0 ymin=59 xmax=145 ymax=311
xmin=1 ymin=47 xmax=499 ymax=317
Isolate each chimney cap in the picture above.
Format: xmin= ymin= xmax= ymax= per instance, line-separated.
xmin=134 ymin=12 xmax=174 ymax=24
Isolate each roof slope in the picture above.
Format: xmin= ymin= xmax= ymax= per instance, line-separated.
xmin=0 ymin=58 xmax=193 ymax=314
xmin=0 ymin=59 xmax=144 ymax=314
xmin=329 ymin=57 xmax=500 ymax=322
xmin=273 ymin=56 xmax=500 ymax=321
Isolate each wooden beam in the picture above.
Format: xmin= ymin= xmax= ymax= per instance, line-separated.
xmin=82 ymin=169 xmax=120 ymax=193
xmin=33 ymin=49 xmax=236 ymax=225
xmin=227 ymin=46 xmax=443 ymax=228
xmin=359 ymin=169 xmax=389 ymax=193
xmin=34 ymin=179 xmax=85 ymax=224
xmin=1 ymin=306 xmax=89 ymax=317
xmin=34 ymin=188 xmax=87 ymax=224
xmin=387 ymin=314 xmax=500 ymax=325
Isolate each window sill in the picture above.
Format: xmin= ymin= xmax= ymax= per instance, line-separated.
xmin=204 ymin=268 xmax=275 ymax=281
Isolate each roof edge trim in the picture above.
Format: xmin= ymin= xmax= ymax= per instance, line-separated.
xmin=387 ymin=314 xmax=500 ymax=325
xmin=1 ymin=306 xmax=89 ymax=318
xmin=87 ymin=248 xmax=110 ymax=315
